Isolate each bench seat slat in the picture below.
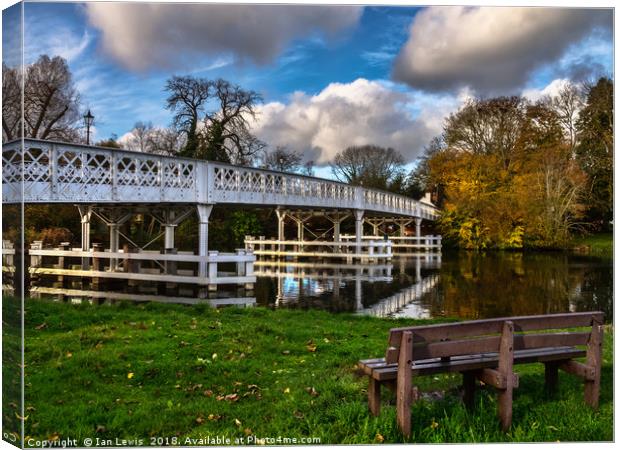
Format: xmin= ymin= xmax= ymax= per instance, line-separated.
xmin=361 ymin=346 xmax=586 ymax=381
xmin=388 ymin=312 xmax=603 ymax=346
xmin=410 ymin=331 xmax=590 ymax=360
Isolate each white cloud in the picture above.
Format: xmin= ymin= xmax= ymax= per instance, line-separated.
xmin=252 ymin=78 xmax=464 ymax=165
xmin=393 ymin=6 xmax=612 ymax=94
xmin=85 ymin=3 xmax=362 ymax=71
xmin=522 ymin=78 xmax=571 ymax=102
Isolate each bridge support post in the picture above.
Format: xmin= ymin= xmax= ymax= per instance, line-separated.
xmin=415 ymin=218 xmax=422 ymax=238
xmin=197 ymin=204 xmax=214 ymax=279
xmin=276 ymin=208 xmax=286 ymax=253
xmin=354 ymin=209 xmax=364 ymax=257
xmin=77 ymin=205 xmax=92 ymax=270
xmin=163 ymin=211 xmax=177 ymax=250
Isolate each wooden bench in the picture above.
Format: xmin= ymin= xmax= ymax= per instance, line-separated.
xmin=358 ymin=311 xmax=604 ymax=436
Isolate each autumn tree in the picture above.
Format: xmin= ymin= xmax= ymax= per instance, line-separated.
xmin=3 ymin=55 xmax=81 ymax=142
xmin=330 ymin=145 xmax=405 ymax=191
xmin=426 ymin=94 xmax=588 ymax=249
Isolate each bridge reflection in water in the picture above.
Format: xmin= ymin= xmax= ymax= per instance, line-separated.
xmin=254 ymin=254 xmax=442 ymax=317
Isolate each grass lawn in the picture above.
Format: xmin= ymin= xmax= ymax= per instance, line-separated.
xmin=3 ymin=298 xmax=614 ymax=445
xmin=571 ymin=232 xmax=613 ymax=257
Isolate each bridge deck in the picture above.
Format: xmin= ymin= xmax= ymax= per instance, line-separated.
xmin=2 ymin=139 xmax=439 ymax=220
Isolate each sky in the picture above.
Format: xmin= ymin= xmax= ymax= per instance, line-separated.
xmin=1 ymin=1 xmax=614 ymax=176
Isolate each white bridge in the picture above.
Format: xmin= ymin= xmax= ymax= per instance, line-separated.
xmin=2 ymin=139 xmax=441 ymax=301
xmin=2 ymin=139 xmax=438 ymax=220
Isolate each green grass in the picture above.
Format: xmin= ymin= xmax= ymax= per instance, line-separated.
xmin=3 ymin=298 xmax=614 ymax=445
xmin=571 ymin=233 xmax=613 ymax=257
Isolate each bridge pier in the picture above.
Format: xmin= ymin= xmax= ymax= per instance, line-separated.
xmin=77 ymin=205 xmax=92 ymax=270
xmin=415 ymin=218 xmax=422 ymax=238
xmin=354 ymin=209 xmax=365 ymax=253
xmin=197 ymin=204 xmax=213 ymax=278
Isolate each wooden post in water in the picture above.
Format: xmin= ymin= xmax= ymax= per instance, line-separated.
xmin=91 ymin=243 xmax=102 ymax=293
xmin=208 ymin=250 xmax=218 ymax=296
xmin=165 ymin=248 xmax=178 ymax=296
xmin=55 ymin=242 xmax=70 ymax=301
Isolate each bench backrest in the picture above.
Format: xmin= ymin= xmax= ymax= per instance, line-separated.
xmin=385 ymin=311 xmax=604 ymax=364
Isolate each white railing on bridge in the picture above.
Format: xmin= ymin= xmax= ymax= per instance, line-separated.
xmin=28 ymin=241 xmax=255 ymax=288
xmin=340 ymin=234 xmax=442 ymax=251
xmin=244 ymin=236 xmax=392 ymax=262
xmin=2 ymin=139 xmax=439 ymax=219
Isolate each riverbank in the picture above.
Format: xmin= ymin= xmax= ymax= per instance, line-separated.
xmin=6 ymin=298 xmax=613 ymax=444
xmin=571 ymin=233 xmax=613 ymax=257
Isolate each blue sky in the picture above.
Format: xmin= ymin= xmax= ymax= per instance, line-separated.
xmin=2 ymin=2 xmax=614 ymax=173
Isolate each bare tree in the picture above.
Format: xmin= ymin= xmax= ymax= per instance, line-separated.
xmin=3 ymin=55 xmax=81 ymax=142
xmin=125 ymin=121 xmax=154 ymax=152
xmin=148 ymin=127 xmax=185 ymax=155
xmin=443 ymin=96 xmax=526 ymax=170
xmin=2 ymin=62 xmax=21 ymax=142
xmin=164 ymin=76 xmax=264 ymax=164
xmin=550 ymin=82 xmax=584 ymax=151
xmin=330 ymin=145 xmax=405 ymax=191
xmin=262 ymin=146 xmax=302 ymax=172
xmin=302 ymin=160 xmax=315 ymax=177
xmin=203 ymin=78 xmax=264 ymax=164
xmin=165 ymin=75 xmax=210 ymax=156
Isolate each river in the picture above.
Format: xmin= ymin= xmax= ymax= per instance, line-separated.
xmin=253 ymin=251 xmax=613 ymax=321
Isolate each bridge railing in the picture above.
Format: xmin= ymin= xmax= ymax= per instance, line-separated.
xmin=244 ymin=236 xmax=393 ymax=261
xmin=340 ymin=234 xmax=442 ymax=251
xmin=2 ymin=139 xmax=439 ymax=219
xmin=27 ymin=241 xmax=256 ymax=290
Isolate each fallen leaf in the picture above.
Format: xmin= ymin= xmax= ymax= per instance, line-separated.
xmin=212 ymin=353 xmax=218 ymax=360
xmin=244 ymin=428 xmax=253 ymax=436
xmin=208 ymin=414 xmax=221 ymax=421
xmin=306 ymin=344 xmax=317 ymax=353
xmin=293 ymin=411 xmax=304 ymax=419
xmin=48 ymin=433 xmax=60 ymax=442
xmin=281 ymin=350 xmax=290 ymax=355
xmin=203 ymin=390 xmax=213 ymax=397
xmin=195 ymin=417 xmax=205 ymax=424
xmin=95 ymin=425 xmax=106 ymax=433
xmin=375 ymin=434 xmax=384 ymax=443
xmin=66 ymin=352 xmax=73 ymax=358
xmin=283 ymin=388 xmax=290 ymax=394
xmin=35 ymin=323 xmax=47 ymax=330
xmin=305 ymin=387 xmax=319 ymax=397
xmin=127 ymin=373 xmax=134 ymax=379
xmin=234 ymin=418 xmax=242 ymax=427
xmin=224 ymin=393 xmax=239 ymax=402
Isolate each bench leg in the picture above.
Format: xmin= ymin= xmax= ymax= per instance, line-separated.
xmin=462 ymin=371 xmax=476 ymax=410
xmin=498 ymin=321 xmax=515 ymax=431
xmin=544 ymin=362 xmax=559 ymax=396
xmin=368 ymin=378 xmax=381 ymax=416
xmin=585 ymin=321 xmax=603 ymax=409
xmin=396 ymin=331 xmax=413 ymax=438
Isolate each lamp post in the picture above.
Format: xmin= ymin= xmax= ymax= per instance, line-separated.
xmin=83 ymin=109 xmax=94 ymax=145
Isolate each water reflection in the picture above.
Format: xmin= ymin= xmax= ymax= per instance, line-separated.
xmin=254 ymin=252 xmax=612 ymax=321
